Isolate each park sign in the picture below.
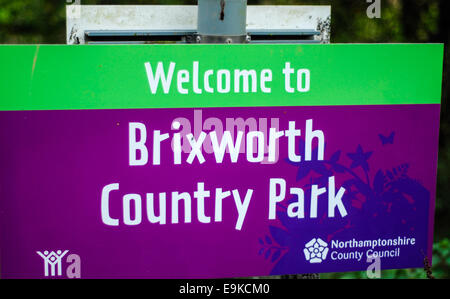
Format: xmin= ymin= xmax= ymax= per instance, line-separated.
xmin=0 ymin=44 xmax=443 ymax=278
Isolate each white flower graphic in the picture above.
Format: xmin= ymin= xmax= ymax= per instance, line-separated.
xmin=303 ymin=238 xmax=329 ymax=263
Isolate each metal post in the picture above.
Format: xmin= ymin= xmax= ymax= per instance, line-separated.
xmin=197 ymin=0 xmax=248 ymax=43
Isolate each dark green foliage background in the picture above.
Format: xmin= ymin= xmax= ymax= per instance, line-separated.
xmin=0 ymin=0 xmax=448 ymax=279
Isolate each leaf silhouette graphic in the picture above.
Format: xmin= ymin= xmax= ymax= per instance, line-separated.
xmin=373 ymin=170 xmax=385 ymax=194
xmin=312 ymin=174 xmax=330 ymax=186
xmin=330 ymin=150 xmax=341 ymax=163
xmin=264 ymin=248 xmax=271 ymax=260
xmin=296 ymin=166 xmax=312 ymax=181
xmin=311 ymin=162 xmax=332 ymax=176
xmin=277 ymin=210 xmax=298 ymax=232
xmin=269 ymin=226 xmax=289 ymax=247
xmin=271 ymin=249 xmax=282 ymax=262
xmin=342 ymin=179 xmax=357 ymax=189
xmin=353 ymin=180 xmax=372 ymax=197
xmin=332 ymin=163 xmax=346 ymax=173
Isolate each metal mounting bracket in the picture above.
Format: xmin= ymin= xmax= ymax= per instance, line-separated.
xmin=66 ymin=5 xmax=331 ymax=45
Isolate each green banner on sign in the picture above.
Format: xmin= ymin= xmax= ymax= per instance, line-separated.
xmin=0 ymin=44 xmax=443 ymax=111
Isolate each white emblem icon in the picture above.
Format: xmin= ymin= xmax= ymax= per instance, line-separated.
xmin=36 ymin=250 xmax=69 ymax=276
xmin=304 ymin=238 xmax=329 ymax=263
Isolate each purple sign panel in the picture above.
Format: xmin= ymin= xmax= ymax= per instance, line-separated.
xmin=0 ymin=104 xmax=440 ymax=278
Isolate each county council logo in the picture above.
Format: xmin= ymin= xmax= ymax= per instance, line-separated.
xmin=303 ymin=238 xmax=329 ymax=263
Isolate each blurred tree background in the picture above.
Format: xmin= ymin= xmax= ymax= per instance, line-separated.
xmin=0 ymin=0 xmax=448 ymax=278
